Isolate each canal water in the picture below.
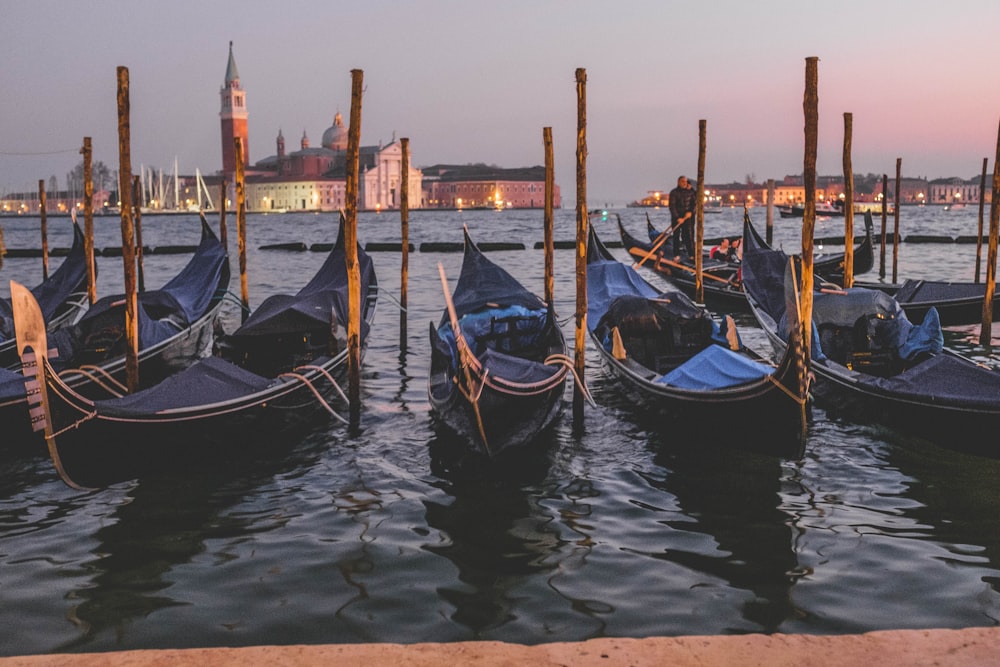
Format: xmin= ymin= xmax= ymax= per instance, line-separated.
xmin=0 ymin=206 xmax=998 ymax=655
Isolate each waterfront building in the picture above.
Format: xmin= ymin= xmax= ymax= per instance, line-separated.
xmin=924 ymin=176 xmax=990 ymax=206
xmin=422 ymin=164 xmax=559 ymax=209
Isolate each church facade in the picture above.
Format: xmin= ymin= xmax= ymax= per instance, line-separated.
xmin=217 ymin=44 xmax=422 ymax=212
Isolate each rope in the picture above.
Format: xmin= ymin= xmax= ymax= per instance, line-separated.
xmin=544 ymin=353 xmax=596 ymax=407
xmin=58 ymin=365 xmax=128 ymax=397
xmin=378 ymin=290 xmax=408 ymax=313
xmin=276 ymin=371 xmax=349 ymax=424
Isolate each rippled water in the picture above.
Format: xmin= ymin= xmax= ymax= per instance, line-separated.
xmin=0 ymin=206 xmax=998 ymax=656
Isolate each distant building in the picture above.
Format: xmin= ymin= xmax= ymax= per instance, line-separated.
xmin=422 ymin=164 xmax=558 ymax=209
xmin=924 ymin=176 xmax=990 ymax=205
xmin=219 ymin=41 xmax=249 ymax=180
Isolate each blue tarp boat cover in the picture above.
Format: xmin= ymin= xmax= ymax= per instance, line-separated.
xmin=658 ymin=344 xmax=775 ymax=390
xmin=0 ymin=223 xmax=89 ymax=343
xmin=231 ymin=223 xmax=374 ymax=341
xmin=0 ymin=367 xmax=26 ymax=401
xmin=446 ymin=240 xmax=544 ymax=322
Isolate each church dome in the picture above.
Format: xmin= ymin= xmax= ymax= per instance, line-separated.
xmin=321 ymin=112 xmax=348 ymax=150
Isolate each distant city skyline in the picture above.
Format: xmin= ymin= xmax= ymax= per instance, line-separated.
xmin=3 ymin=1 xmax=1000 ymax=206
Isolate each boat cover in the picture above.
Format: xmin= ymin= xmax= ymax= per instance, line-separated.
xmin=92 ymin=355 xmax=274 ymax=416
xmin=657 ymin=344 xmax=774 ymax=390
xmin=446 ymin=239 xmax=544 ymax=322
xmin=230 ymin=222 xmax=373 ymax=341
xmin=0 ymin=223 xmax=89 ymax=342
xmin=0 ymin=367 xmax=26 ymax=401
xmin=46 ymin=220 xmax=229 ymax=368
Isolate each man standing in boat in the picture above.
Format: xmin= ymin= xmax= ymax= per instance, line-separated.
xmin=669 ymin=175 xmax=696 ymax=259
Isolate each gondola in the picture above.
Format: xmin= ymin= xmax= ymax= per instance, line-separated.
xmin=587 ymin=224 xmax=809 ymax=458
xmin=741 ymin=213 xmax=1000 ymax=456
xmin=0 ymin=219 xmax=91 ymax=369
xmin=622 ymin=210 xmax=876 ymax=311
xmin=428 ymin=226 xmax=569 ymax=456
xmin=11 ymin=216 xmax=377 ymax=488
xmin=851 ymin=277 xmax=1000 ymax=327
xmin=1 ymin=216 xmax=229 ymax=448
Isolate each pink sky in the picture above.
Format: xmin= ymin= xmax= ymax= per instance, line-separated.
xmin=2 ymin=0 xmax=999 ymax=205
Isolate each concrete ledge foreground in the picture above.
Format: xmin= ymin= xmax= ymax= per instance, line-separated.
xmin=2 ymin=628 xmax=999 ymax=667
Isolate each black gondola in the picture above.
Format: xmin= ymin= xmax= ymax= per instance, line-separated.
xmin=11 ymin=217 xmax=377 ymax=488
xmin=0 ymin=219 xmax=91 ymax=369
xmin=741 ymin=213 xmax=1000 ymax=457
xmin=851 ymin=277 xmax=1000 ymax=327
xmin=621 ymin=211 xmax=876 ymax=312
xmin=587 ymin=224 xmax=809 ymax=458
xmin=1 ymin=217 xmax=229 ymax=449
xmin=428 ymin=226 xmax=569 ymax=457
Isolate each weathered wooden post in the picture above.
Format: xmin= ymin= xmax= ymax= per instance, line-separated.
xmin=980 ymin=120 xmax=1000 ymax=347
xmin=0 ymin=221 xmax=5 ymax=270
xmin=573 ymin=67 xmax=588 ymax=427
xmin=132 ymin=174 xmax=145 ymax=293
xmin=893 ymin=158 xmax=901 ymax=283
xmin=879 ymin=173 xmax=888 ymax=279
xmin=543 ymin=127 xmax=555 ymax=310
xmin=116 ymin=66 xmax=139 ymax=393
xmin=81 ymin=137 xmax=97 ymax=304
xmin=219 ymin=178 xmax=228 ymax=253
xmin=801 ymin=56 xmax=819 ymax=363
xmin=400 ymin=136 xmax=410 ymax=350
xmin=235 ymin=137 xmax=249 ymax=322
xmin=38 ymin=180 xmax=49 ymax=280
xmin=976 ymin=157 xmax=987 ymax=283
xmin=766 ymin=178 xmax=775 ymax=246
xmin=694 ymin=119 xmax=706 ymax=304
xmin=345 ymin=68 xmax=364 ymax=425
xmin=842 ymin=112 xmax=854 ymax=288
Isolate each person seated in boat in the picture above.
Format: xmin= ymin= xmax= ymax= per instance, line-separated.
xmin=709 ymin=238 xmax=731 ymax=261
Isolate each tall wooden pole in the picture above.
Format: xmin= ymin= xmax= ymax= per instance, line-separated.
xmin=219 ymin=178 xmax=228 ymax=253
xmin=345 ymin=69 xmax=364 ymax=425
xmin=116 ymin=66 xmax=139 ymax=393
xmin=543 ymin=127 xmax=555 ymax=310
xmin=132 ymin=174 xmax=145 ymax=293
xmin=842 ymin=112 xmax=854 ymax=288
xmin=976 ymin=157 xmax=988 ymax=283
xmin=879 ymin=173 xmax=888 ymax=279
xmin=81 ymin=137 xmax=97 ymax=304
xmin=766 ymin=178 xmax=775 ymax=246
xmin=893 ymin=158 xmax=901 ymax=283
xmin=980 ymin=120 xmax=1000 ymax=347
xmin=399 ymin=137 xmax=410 ymax=350
xmin=38 ymin=180 xmax=49 ymax=280
xmin=235 ymin=137 xmax=249 ymax=322
xmin=801 ymin=57 xmax=819 ymax=362
xmin=694 ymin=119 xmax=706 ymax=304
xmin=573 ymin=68 xmax=588 ymax=426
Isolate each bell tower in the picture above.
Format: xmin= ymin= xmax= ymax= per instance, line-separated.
xmin=220 ymin=41 xmax=249 ymax=177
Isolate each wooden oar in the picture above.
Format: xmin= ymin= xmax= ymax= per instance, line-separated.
xmin=437 ymin=263 xmax=491 ymax=455
xmin=633 ymin=217 xmax=683 ymax=269
xmin=627 ymin=247 xmax=735 ymax=285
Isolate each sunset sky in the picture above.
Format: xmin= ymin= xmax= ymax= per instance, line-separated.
xmin=3 ymin=0 xmax=999 ymax=205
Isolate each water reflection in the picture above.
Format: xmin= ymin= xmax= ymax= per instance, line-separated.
xmin=639 ymin=439 xmax=804 ymax=633
xmin=424 ymin=433 xmax=563 ymax=637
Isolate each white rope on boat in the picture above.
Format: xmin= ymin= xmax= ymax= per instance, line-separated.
xmin=57 ymin=365 xmax=128 ymax=397
xmin=276 ymin=371 xmax=349 ymax=425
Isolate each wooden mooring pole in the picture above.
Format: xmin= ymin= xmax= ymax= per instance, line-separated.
xmin=132 ymin=174 xmax=145 ymax=293
xmin=543 ymin=127 xmax=555 ymax=310
xmin=38 ymin=180 xmax=49 ymax=280
xmin=345 ymin=68 xmax=365 ymax=425
xmin=801 ymin=56 xmax=819 ymax=362
xmin=235 ymin=137 xmax=249 ymax=322
xmin=842 ymin=113 xmax=855 ymax=288
xmin=694 ymin=119 xmax=706 ymax=305
xmin=976 ymin=157 xmax=987 ymax=283
xmin=219 ymin=178 xmax=228 ymax=253
xmin=400 ymin=137 xmax=410 ymax=350
xmin=573 ymin=68 xmax=588 ymax=427
xmin=879 ymin=173 xmax=888 ymax=279
xmin=81 ymin=137 xmax=97 ymax=304
xmin=893 ymin=158 xmax=901 ymax=283
xmin=979 ymin=120 xmax=1000 ymax=347
xmin=766 ymin=178 xmax=775 ymax=246
xmin=116 ymin=66 xmax=139 ymax=393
